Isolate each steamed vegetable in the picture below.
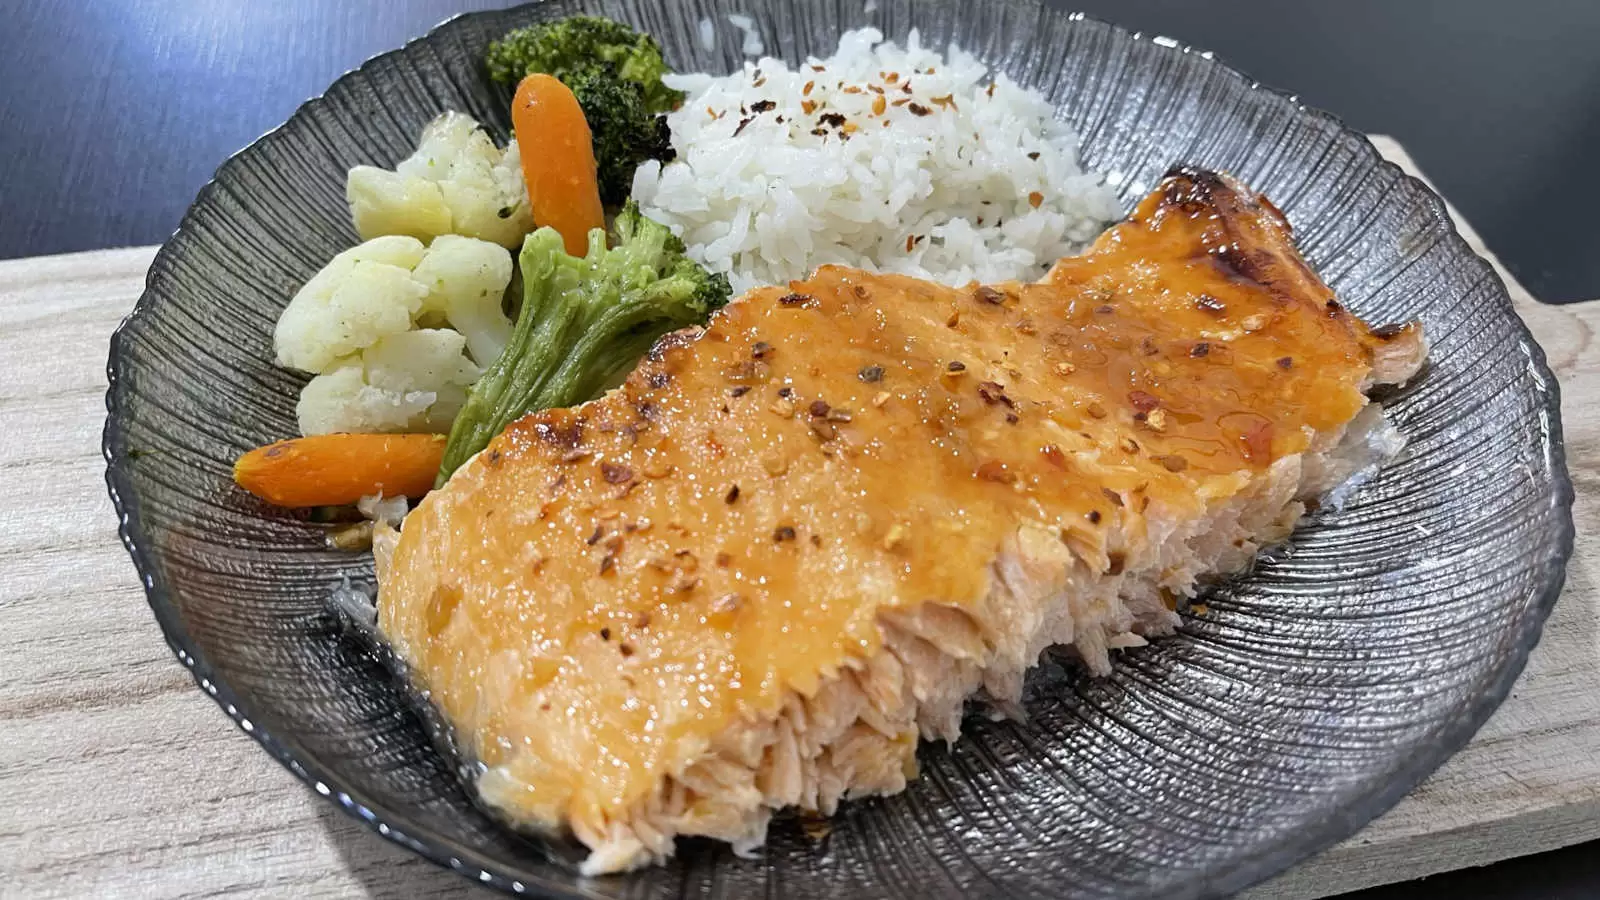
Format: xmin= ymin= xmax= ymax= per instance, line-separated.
xmin=511 ymin=74 xmax=606 ymax=256
xmin=296 ymin=330 xmax=480 ymax=435
xmin=274 ymin=236 xmax=432 ymax=374
xmin=566 ymin=70 xmax=675 ymax=206
xmin=275 ymin=234 xmax=513 ymax=435
xmin=485 ymin=16 xmax=682 ymax=114
xmin=234 ymin=433 xmax=447 ymax=508
xmin=347 ymin=112 xmax=533 ymax=248
xmin=437 ymin=203 xmax=732 ymax=482
xmin=489 ymin=17 xmax=680 ymax=207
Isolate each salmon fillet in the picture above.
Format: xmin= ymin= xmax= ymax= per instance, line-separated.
xmin=375 ymin=169 xmax=1425 ymax=873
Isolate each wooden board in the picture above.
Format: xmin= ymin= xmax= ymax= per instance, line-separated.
xmin=0 ymin=138 xmax=1593 ymax=899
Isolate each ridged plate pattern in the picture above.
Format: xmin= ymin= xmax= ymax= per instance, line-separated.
xmin=103 ymin=1 xmax=1573 ymax=897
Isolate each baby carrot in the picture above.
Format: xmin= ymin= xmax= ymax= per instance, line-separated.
xmin=513 ymin=73 xmax=605 ymax=256
xmin=233 ymin=433 xmax=447 ymax=508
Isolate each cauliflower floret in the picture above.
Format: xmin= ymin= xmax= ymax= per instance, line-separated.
xmin=297 ymin=330 xmax=481 ymax=435
xmin=274 ymin=236 xmax=430 ymax=373
xmin=348 ymin=112 xmax=533 ymax=248
xmin=276 ymin=230 xmax=514 ymax=437
xmin=413 ymin=235 xmax=516 ymax=365
xmin=275 ymin=234 xmax=513 ymax=375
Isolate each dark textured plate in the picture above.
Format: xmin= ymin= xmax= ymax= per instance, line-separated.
xmin=103 ymin=1 xmax=1573 ymax=897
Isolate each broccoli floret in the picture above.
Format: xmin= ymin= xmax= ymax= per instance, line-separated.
xmin=565 ymin=70 xmax=675 ymax=206
xmin=437 ymin=203 xmax=731 ymax=482
xmin=486 ymin=16 xmax=683 ymax=115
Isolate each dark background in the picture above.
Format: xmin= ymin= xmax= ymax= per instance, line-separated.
xmin=2 ymin=0 xmax=1597 ymax=896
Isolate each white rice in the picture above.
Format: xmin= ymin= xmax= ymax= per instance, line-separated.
xmin=632 ymin=28 xmax=1120 ymax=294
xmin=727 ymin=14 xmax=765 ymax=56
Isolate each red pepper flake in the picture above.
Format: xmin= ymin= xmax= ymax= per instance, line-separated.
xmin=1027 ymin=151 xmax=1041 ymax=160
xmin=1277 ymin=356 xmax=1294 ymax=369
xmin=858 ymin=364 xmax=885 ymax=383
xmin=802 ymin=99 xmax=818 ymax=115
xmin=1129 ymin=390 xmax=1161 ymax=413
xmin=885 ymin=71 xmax=900 ymax=84
xmin=1087 ymin=509 xmax=1102 ymax=524
xmin=600 ymin=627 xmax=611 ymax=641
xmin=1371 ymin=322 xmax=1408 ymax=340
xmin=1028 ymin=191 xmax=1044 ymax=208
xmin=905 ymin=234 xmax=916 ymax=253
xmin=729 ymin=386 xmax=751 ymax=398
xmin=986 ymin=82 xmax=996 ymax=98
xmin=1242 ymin=420 xmax=1275 ymax=460
xmin=619 ymin=642 xmax=635 ymax=657
xmin=803 ymin=80 xmax=815 ymax=96
xmin=1325 ymin=298 xmax=1344 ymax=316
xmin=773 ymin=525 xmax=797 ymax=542
xmin=811 ymin=64 xmax=826 ymax=72
xmin=733 ymin=117 xmax=754 ymax=136
xmin=750 ymin=99 xmax=776 ymax=113
xmin=819 ymin=112 xmax=846 ymax=128
xmin=808 ymin=399 xmax=831 ymax=418
xmin=908 ymin=103 xmax=932 ymax=116
xmin=1189 ymin=342 xmax=1211 ymax=358
xmin=778 ymin=291 xmax=817 ymax=307
xmin=1101 ymin=487 xmax=1124 ymax=507
xmin=975 ymin=459 xmax=1015 ymax=484
xmin=586 ymin=525 xmax=603 ymax=546
xmin=601 ymin=462 xmax=634 ymax=484
xmin=947 ymin=360 xmax=967 ymax=373
xmin=974 ymin=285 xmax=1005 ymax=305
xmin=599 ymin=554 xmax=616 ymax=576
xmin=1040 ymin=444 xmax=1067 ymax=469
xmin=725 ymin=484 xmax=741 ymax=504
xmin=1159 ymin=454 xmax=1189 ymax=473
xmin=751 ymin=341 xmax=774 ymax=359
xmin=891 ymin=97 xmax=910 ymax=107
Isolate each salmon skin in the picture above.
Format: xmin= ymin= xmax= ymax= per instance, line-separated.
xmin=375 ymin=169 xmax=1425 ymax=874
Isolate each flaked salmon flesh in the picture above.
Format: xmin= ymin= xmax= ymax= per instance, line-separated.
xmin=375 ymin=168 xmax=1425 ymax=873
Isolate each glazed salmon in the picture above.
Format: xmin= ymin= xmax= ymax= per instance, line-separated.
xmin=375 ymin=169 xmax=1424 ymax=873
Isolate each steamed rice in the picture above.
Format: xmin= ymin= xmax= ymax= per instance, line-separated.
xmin=632 ymin=28 xmax=1119 ymax=294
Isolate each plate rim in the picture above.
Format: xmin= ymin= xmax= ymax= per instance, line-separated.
xmin=102 ymin=3 xmax=1576 ymax=897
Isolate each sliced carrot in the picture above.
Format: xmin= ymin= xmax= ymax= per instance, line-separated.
xmin=233 ymin=434 xmax=447 ymax=508
xmin=513 ymin=73 xmax=605 ymax=256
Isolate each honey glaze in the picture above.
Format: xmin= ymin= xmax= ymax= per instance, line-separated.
xmin=377 ymin=171 xmax=1408 ymax=831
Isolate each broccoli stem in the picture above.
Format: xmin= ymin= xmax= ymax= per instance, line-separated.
xmin=436 ymin=210 xmax=730 ymax=484
xmin=437 ymin=229 xmax=587 ymax=483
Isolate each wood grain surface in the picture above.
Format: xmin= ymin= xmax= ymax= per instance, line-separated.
xmin=0 ymin=139 xmax=1592 ymax=899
